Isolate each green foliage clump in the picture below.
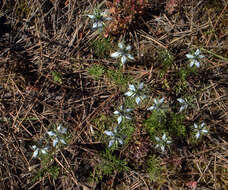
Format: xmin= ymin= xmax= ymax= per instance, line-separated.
xmin=159 ymin=49 xmax=174 ymax=73
xmin=51 ymin=71 xmax=62 ymax=84
xmin=167 ymin=112 xmax=186 ymax=137
xmin=144 ymin=110 xmax=186 ymax=141
xmin=144 ymin=110 xmax=167 ymax=139
xmin=88 ymin=64 xmax=105 ymax=80
xmin=93 ymin=150 xmax=128 ymax=181
xmin=92 ymin=37 xmax=112 ymax=58
xmin=32 ymin=165 xmax=60 ymax=182
xmin=106 ymin=68 xmax=132 ymax=89
xmin=146 ymin=155 xmax=162 ymax=181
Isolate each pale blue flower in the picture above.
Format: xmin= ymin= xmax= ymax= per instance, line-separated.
xmin=32 ymin=145 xmax=48 ymax=158
xmin=104 ymin=128 xmax=123 ymax=147
xmin=177 ymin=98 xmax=188 ymax=112
xmin=57 ymin=124 xmax=67 ymax=134
xmin=47 ymin=125 xmax=67 ymax=147
xmin=186 ymin=49 xmax=204 ymax=68
xmin=193 ymin=122 xmax=208 ymax=139
xmin=114 ymin=105 xmax=133 ymax=124
xmin=88 ymin=10 xmax=111 ymax=30
xmin=155 ymin=134 xmax=172 ymax=152
xmin=125 ymin=83 xmax=146 ymax=104
xmin=111 ymin=42 xmax=135 ymax=65
xmin=148 ymin=97 xmax=165 ymax=112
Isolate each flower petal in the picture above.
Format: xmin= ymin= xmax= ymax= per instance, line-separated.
xmin=161 ymin=145 xmax=165 ymax=152
xmin=32 ymin=149 xmax=39 ymax=158
xmin=118 ymin=42 xmax=124 ymax=49
xmin=125 ymin=91 xmax=134 ymax=97
xmin=118 ymin=138 xmax=123 ymax=145
xmin=41 ymin=148 xmax=48 ymax=154
xmin=162 ymin=134 xmax=167 ymax=141
xmin=179 ymin=106 xmax=185 ymax=112
xmin=111 ymin=52 xmax=121 ymax=58
xmin=47 ymin=131 xmax=56 ymax=136
xmin=104 ymin=130 xmax=114 ymax=136
xmin=108 ymin=139 xmax=115 ymax=147
xmin=147 ymin=106 xmax=155 ymax=111
xmin=88 ymin=15 xmax=95 ymax=19
xmin=92 ymin=22 xmax=98 ymax=29
xmin=195 ymin=60 xmax=200 ymax=68
xmin=125 ymin=108 xmax=133 ymax=112
xmin=126 ymin=45 xmax=131 ymax=51
xmin=114 ymin=111 xmax=120 ymax=115
xmin=195 ymin=132 xmax=200 ymax=139
xmin=125 ymin=116 xmax=131 ymax=120
xmin=159 ymin=97 xmax=165 ymax=104
xmin=177 ymin=98 xmax=184 ymax=103
xmin=155 ymin=137 xmax=160 ymax=141
xmin=195 ymin=49 xmax=200 ymax=56
xmin=57 ymin=125 xmax=67 ymax=134
xmin=105 ymin=17 xmax=112 ymax=21
xmin=117 ymin=116 xmax=122 ymax=124
xmin=194 ymin=123 xmax=198 ymax=129
xmin=202 ymin=129 xmax=208 ymax=134
xmin=129 ymin=84 xmax=136 ymax=91
xmin=138 ymin=82 xmax=144 ymax=90
xmin=167 ymin=140 xmax=172 ymax=144
xmin=60 ymin=138 xmax=66 ymax=144
xmin=53 ymin=138 xmax=59 ymax=147
xmin=127 ymin=54 xmax=134 ymax=60
xmin=135 ymin=96 xmax=141 ymax=104
xmin=198 ymin=54 xmax=204 ymax=59
xmin=186 ymin=54 xmax=194 ymax=59
xmin=32 ymin=145 xmax=37 ymax=150
xmin=121 ymin=55 xmax=127 ymax=65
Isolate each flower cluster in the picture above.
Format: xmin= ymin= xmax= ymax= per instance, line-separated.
xmin=186 ymin=49 xmax=204 ymax=68
xmin=88 ymin=10 xmax=112 ymax=30
xmin=147 ymin=97 xmax=165 ymax=112
xmin=155 ymin=134 xmax=172 ymax=152
xmin=47 ymin=124 xmax=67 ymax=147
xmin=32 ymin=124 xmax=68 ymax=158
xmin=111 ymin=42 xmax=135 ymax=65
xmin=32 ymin=145 xmax=49 ymax=158
xmin=104 ymin=127 xmax=123 ymax=147
xmin=177 ymin=98 xmax=188 ymax=112
xmin=114 ymin=105 xmax=133 ymax=124
xmin=193 ymin=122 xmax=208 ymax=139
xmin=125 ymin=83 xmax=146 ymax=104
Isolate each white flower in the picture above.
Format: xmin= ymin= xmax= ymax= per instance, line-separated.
xmin=47 ymin=127 xmax=67 ymax=147
xmin=57 ymin=124 xmax=67 ymax=134
xmin=154 ymin=134 xmax=172 ymax=152
xmin=186 ymin=49 xmax=204 ymax=68
xmin=193 ymin=122 xmax=208 ymax=139
xmin=32 ymin=145 xmax=48 ymax=158
xmin=88 ymin=10 xmax=112 ymax=30
xmin=104 ymin=128 xmax=123 ymax=147
xmin=148 ymin=97 xmax=165 ymax=112
xmin=111 ymin=42 xmax=135 ymax=65
xmin=125 ymin=83 xmax=146 ymax=104
xmin=177 ymin=98 xmax=188 ymax=112
xmin=114 ymin=105 xmax=133 ymax=124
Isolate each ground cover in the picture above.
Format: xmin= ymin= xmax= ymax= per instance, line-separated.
xmin=0 ymin=0 xmax=227 ymax=189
